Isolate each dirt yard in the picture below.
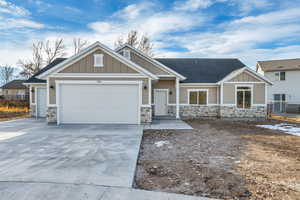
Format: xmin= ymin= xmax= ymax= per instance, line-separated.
xmin=134 ymin=119 xmax=300 ymax=200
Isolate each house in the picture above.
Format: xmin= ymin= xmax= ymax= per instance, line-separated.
xmin=24 ymin=42 xmax=272 ymax=124
xmin=1 ymin=80 xmax=29 ymax=100
xmin=256 ymin=58 xmax=300 ymax=114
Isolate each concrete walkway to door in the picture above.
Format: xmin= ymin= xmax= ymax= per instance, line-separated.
xmin=144 ymin=119 xmax=193 ymax=130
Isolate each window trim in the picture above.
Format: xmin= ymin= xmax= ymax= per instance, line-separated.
xmin=94 ymin=54 xmax=104 ymax=67
xmin=123 ymin=49 xmax=131 ymax=60
xmin=188 ymin=89 xmax=209 ymax=105
xmin=275 ymin=71 xmax=285 ymax=81
xmin=235 ymin=85 xmax=253 ymax=109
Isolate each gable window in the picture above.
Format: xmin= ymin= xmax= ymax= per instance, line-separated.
xmin=275 ymin=71 xmax=285 ymax=81
xmin=189 ymin=90 xmax=208 ymax=105
xmin=94 ymin=54 xmax=103 ymax=67
xmin=236 ymin=86 xmax=252 ymax=109
xmin=123 ymin=50 xmax=131 ymax=60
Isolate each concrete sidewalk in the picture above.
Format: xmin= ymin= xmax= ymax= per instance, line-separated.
xmin=0 ymin=182 xmax=214 ymax=200
xmin=144 ymin=119 xmax=193 ymax=130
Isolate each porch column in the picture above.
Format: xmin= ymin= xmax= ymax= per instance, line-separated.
xmin=176 ymin=78 xmax=180 ymax=119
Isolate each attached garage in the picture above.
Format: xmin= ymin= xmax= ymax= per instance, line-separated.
xmin=57 ymin=81 xmax=141 ymax=124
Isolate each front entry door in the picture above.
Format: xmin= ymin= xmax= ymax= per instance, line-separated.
xmin=154 ymin=89 xmax=168 ymax=116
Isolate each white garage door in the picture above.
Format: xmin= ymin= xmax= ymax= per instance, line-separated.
xmin=58 ymin=83 xmax=140 ymax=124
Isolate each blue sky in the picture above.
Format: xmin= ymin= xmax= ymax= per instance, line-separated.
xmin=0 ymin=0 xmax=300 ymax=68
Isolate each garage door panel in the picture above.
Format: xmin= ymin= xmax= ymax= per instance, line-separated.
xmin=59 ymin=84 xmax=140 ymax=124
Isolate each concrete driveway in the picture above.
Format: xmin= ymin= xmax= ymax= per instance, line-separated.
xmin=0 ymin=119 xmax=143 ymax=187
xmin=0 ymin=119 xmax=211 ymax=200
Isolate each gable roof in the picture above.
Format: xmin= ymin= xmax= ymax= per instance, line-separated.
xmin=116 ymin=44 xmax=186 ymax=80
xmin=24 ymin=58 xmax=66 ymax=84
xmin=1 ymin=80 xmax=28 ymax=89
xmin=36 ymin=42 xmax=158 ymax=80
xmin=155 ymin=58 xmax=246 ymax=83
xmin=218 ymin=67 xmax=273 ymax=85
xmin=257 ymin=58 xmax=300 ymax=72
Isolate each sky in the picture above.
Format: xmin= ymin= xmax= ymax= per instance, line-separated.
xmin=0 ymin=0 xmax=300 ymax=69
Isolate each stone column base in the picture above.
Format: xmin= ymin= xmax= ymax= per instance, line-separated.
xmin=141 ymin=106 xmax=152 ymax=123
xmin=47 ymin=106 xmax=57 ymax=123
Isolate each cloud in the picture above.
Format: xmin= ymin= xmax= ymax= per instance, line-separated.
xmin=233 ymin=0 xmax=273 ymax=14
xmin=0 ymin=18 xmax=44 ymax=29
xmin=155 ymin=7 xmax=300 ymax=67
xmin=0 ymin=0 xmax=30 ymax=16
xmin=1 ymin=0 xmax=299 ymax=69
xmin=174 ymin=0 xmax=214 ymax=11
xmin=113 ymin=2 xmax=154 ymax=20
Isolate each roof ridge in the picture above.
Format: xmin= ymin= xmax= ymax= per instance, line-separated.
xmin=258 ymin=58 xmax=300 ymax=62
xmin=155 ymin=58 xmax=240 ymax=60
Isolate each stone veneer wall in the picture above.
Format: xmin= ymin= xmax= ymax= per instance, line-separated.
xmin=47 ymin=106 xmax=57 ymax=123
xmin=141 ymin=106 xmax=152 ymax=123
xmin=162 ymin=105 xmax=266 ymax=119
xmin=220 ymin=106 xmax=267 ymax=118
xmin=30 ymin=105 xmax=36 ymax=117
xmin=168 ymin=105 xmax=219 ymax=118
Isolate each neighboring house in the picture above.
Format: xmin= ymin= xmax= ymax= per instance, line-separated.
xmin=256 ymin=58 xmax=300 ymax=114
xmin=24 ymin=42 xmax=271 ymax=124
xmin=1 ymin=80 xmax=29 ymax=100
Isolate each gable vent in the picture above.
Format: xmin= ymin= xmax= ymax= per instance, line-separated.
xmin=94 ymin=54 xmax=103 ymax=67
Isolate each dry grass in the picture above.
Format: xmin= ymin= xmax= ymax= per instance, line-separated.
xmin=0 ymin=106 xmax=29 ymax=113
xmin=0 ymin=106 xmax=29 ymax=122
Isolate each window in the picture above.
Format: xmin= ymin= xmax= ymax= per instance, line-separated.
xmin=236 ymin=86 xmax=252 ymax=109
xmin=189 ymin=90 xmax=208 ymax=105
xmin=273 ymin=94 xmax=286 ymax=113
xmin=123 ymin=50 xmax=131 ymax=60
xmin=94 ymin=54 xmax=103 ymax=67
xmin=275 ymin=71 xmax=285 ymax=81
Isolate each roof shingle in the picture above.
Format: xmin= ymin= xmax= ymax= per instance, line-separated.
xmin=155 ymin=58 xmax=246 ymax=83
xmin=1 ymin=80 xmax=27 ymax=89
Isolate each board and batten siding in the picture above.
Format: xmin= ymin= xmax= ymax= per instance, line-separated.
xmin=180 ymin=86 xmax=219 ymax=104
xmin=123 ymin=47 xmax=170 ymax=75
xmin=223 ymin=83 xmax=265 ymax=105
xmin=59 ymin=49 xmax=139 ymax=74
xmin=48 ymin=77 xmax=149 ymax=105
xmin=228 ymin=72 xmax=261 ymax=82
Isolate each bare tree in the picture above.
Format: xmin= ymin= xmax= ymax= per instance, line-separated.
xmin=115 ymin=30 xmax=154 ymax=57
xmin=0 ymin=65 xmax=16 ymax=85
xmin=73 ymin=38 xmax=88 ymax=55
xmin=44 ymin=38 xmax=66 ymax=64
xmin=18 ymin=39 xmax=66 ymax=77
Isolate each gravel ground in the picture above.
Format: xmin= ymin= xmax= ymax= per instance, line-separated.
xmin=134 ymin=119 xmax=300 ymax=200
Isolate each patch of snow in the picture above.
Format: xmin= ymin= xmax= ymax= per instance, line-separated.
xmin=154 ymin=140 xmax=170 ymax=147
xmin=256 ymin=123 xmax=300 ymax=136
